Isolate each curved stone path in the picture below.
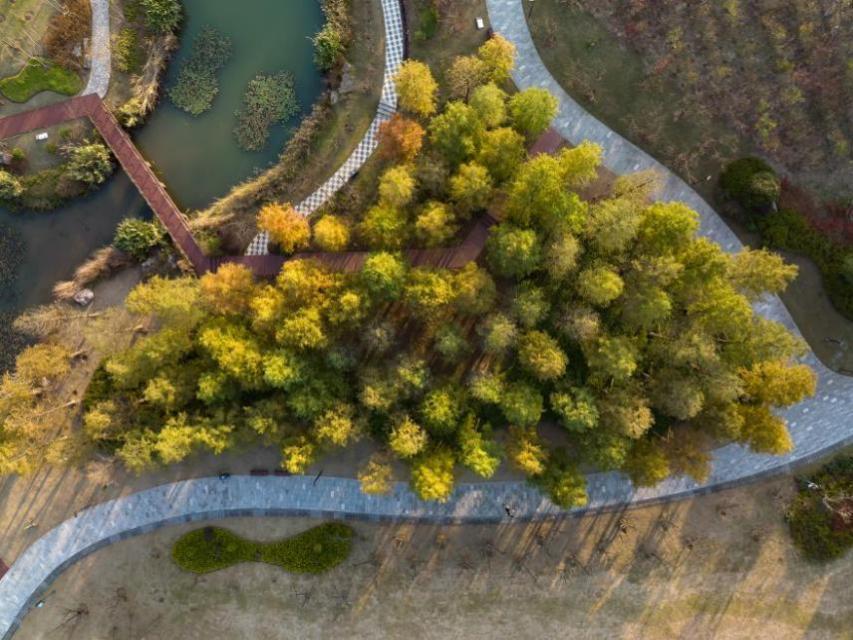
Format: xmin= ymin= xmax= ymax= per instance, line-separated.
xmin=82 ymin=0 xmax=111 ymax=98
xmin=246 ymin=0 xmax=405 ymax=255
xmin=2 ymin=2 xmax=853 ymax=637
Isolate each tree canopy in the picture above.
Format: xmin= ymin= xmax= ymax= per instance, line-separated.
xmin=3 ymin=42 xmax=814 ymax=510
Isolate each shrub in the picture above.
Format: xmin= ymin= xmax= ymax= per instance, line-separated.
xmin=169 ymin=27 xmax=233 ymax=115
xmin=313 ymin=0 xmax=352 ymax=71
xmin=65 ymin=143 xmax=113 ymax=185
xmin=172 ymin=523 xmax=354 ymax=574
xmin=114 ymin=219 xmax=162 ymax=259
xmin=140 ymin=0 xmax=182 ymax=34
xmin=313 ymin=23 xmax=345 ymax=71
xmin=0 ymin=171 xmax=24 ymax=201
xmin=234 ymin=72 xmax=299 ymax=151
xmin=116 ymin=28 xmax=144 ymax=74
xmin=787 ymin=456 xmax=853 ymax=562
xmin=720 ymin=157 xmax=780 ymax=212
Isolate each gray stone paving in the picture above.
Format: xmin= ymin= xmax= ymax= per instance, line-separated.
xmin=246 ymin=0 xmax=404 ymax=256
xmin=1 ymin=2 xmax=852 ymax=637
xmin=82 ymin=0 xmax=111 ymax=98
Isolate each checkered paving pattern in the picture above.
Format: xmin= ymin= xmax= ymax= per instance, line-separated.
xmin=246 ymin=0 xmax=406 ymax=256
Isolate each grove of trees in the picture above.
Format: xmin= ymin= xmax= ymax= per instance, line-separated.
xmin=0 ymin=37 xmax=815 ymax=507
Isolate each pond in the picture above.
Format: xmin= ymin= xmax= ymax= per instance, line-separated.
xmin=0 ymin=0 xmax=325 ymax=364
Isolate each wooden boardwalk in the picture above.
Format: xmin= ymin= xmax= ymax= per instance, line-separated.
xmin=2 ymin=96 xmax=499 ymax=278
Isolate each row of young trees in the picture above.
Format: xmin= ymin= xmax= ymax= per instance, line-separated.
xmin=1 ymin=38 xmax=815 ymax=505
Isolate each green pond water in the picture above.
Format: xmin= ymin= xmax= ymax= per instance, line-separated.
xmin=0 ymin=0 xmax=324 ymax=335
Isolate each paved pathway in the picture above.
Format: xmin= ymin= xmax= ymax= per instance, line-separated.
xmin=245 ymin=0 xmax=405 ymax=255
xmin=82 ymin=0 xmax=111 ymax=98
xmin=1 ymin=3 xmax=853 ymax=636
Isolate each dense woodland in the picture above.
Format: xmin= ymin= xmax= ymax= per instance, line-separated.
xmin=0 ymin=37 xmax=816 ymax=505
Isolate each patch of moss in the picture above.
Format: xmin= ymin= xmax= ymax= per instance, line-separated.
xmin=172 ymin=523 xmax=354 ymax=574
xmin=0 ymin=58 xmax=83 ymax=103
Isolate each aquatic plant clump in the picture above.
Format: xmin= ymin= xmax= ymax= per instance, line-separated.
xmin=168 ymin=26 xmax=233 ymax=116
xmin=233 ymin=72 xmax=299 ymax=152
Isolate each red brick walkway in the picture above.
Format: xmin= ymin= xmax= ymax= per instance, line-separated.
xmin=2 ymin=97 xmax=502 ymax=278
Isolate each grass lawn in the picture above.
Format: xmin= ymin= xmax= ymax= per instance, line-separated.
xmin=0 ymin=58 xmax=83 ymax=103
xmin=0 ymin=0 xmax=58 ymax=77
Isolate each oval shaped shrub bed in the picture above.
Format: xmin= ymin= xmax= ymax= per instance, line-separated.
xmin=172 ymin=522 xmax=354 ymax=574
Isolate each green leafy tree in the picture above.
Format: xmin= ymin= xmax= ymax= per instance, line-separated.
xmin=66 ymin=143 xmax=113 ymax=185
xmin=411 ymin=448 xmax=456 ymax=502
xmin=395 ymin=60 xmax=438 ymax=117
xmin=313 ymin=23 xmax=345 ymax=71
xmin=420 ymin=387 xmax=463 ymax=436
xmin=537 ymin=456 xmax=588 ymax=508
xmin=506 ymin=154 xmax=587 ymax=231
xmin=477 ymin=313 xmax=517 ymax=355
xmin=458 ymin=415 xmax=500 ymax=478
xmin=500 ymin=381 xmax=543 ymax=426
xmin=360 ymin=252 xmax=407 ymax=301
xmin=446 ymin=55 xmax=487 ymax=101
xmin=258 ymin=203 xmax=310 ymax=254
xmin=389 ymin=414 xmax=428 ymax=458
xmin=512 ymin=283 xmax=550 ymax=328
xmin=477 ymin=34 xmax=516 ymax=83
xmin=403 ymin=267 xmax=455 ymax=314
xmin=517 ymin=330 xmax=568 ymax=381
xmin=486 ymin=224 xmax=541 ymax=278
xmin=0 ymin=170 xmax=23 ymax=200
xmin=378 ymin=165 xmax=416 ymax=208
xmin=415 ymin=201 xmax=458 ymax=247
xmin=577 ymin=264 xmax=625 ymax=307
xmin=550 ymin=386 xmax=598 ymax=432
xmin=113 ymin=219 xmax=161 ymax=260
xmin=469 ymin=83 xmax=507 ymax=128
xmin=477 ymin=127 xmax=526 ymax=183
xmin=449 ymin=162 xmax=493 ymax=214
xmin=508 ymin=88 xmax=558 ymax=139
xmin=313 ymin=215 xmax=350 ymax=251
xmin=429 ymin=101 xmax=483 ymax=167
xmin=359 ymin=204 xmax=410 ymax=250
xmin=453 ymin=263 xmax=496 ymax=315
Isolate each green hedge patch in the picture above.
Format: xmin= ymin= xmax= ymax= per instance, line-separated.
xmin=757 ymin=209 xmax=853 ymax=319
xmin=172 ymin=522 xmax=354 ymax=574
xmin=0 ymin=59 xmax=83 ymax=103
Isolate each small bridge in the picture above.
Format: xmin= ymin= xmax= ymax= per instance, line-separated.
xmin=1 ymin=94 xmax=210 ymax=273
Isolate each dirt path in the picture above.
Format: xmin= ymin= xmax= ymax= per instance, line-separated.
xmin=13 ymin=477 xmax=852 ymax=640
